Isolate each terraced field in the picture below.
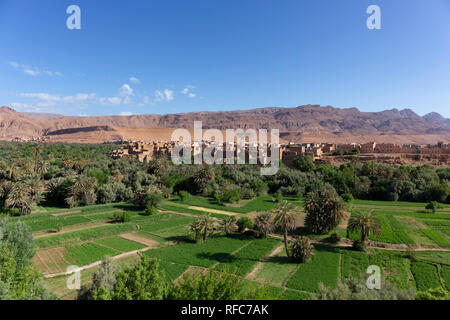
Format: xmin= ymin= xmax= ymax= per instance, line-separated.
xmin=14 ymin=196 xmax=450 ymax=299
xmin=349 ymin=200 xmax=450 ymax=248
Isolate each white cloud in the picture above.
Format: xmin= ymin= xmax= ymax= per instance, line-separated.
xmin=120 ymin=111 xmax=133 ymax=116
xmin=8 ymin=61 xmax=62 ymax=77
xmin=9 ymin=61 xmax=19 ymax=68
xmin=62 ymin=93 xmax=96 ymax=103
xmin=155 ymin=89 xmax=174 ymax=102
xmin=138 ymin=96 xmax=153 ymax=107
xmin=118 ymin=84 xmax=134 ymax=97
xmin=99 ymin=97 xmax=121 ymax=106
xmin=181 ymin=85 xmax=197 ymax=98
xmin=20 ymin=93 xmax=60 ymax=101
xmin=23 ymin=68 xmax=40 ymax=77
xmin=129 ymin=77 xmax=140 ymax=84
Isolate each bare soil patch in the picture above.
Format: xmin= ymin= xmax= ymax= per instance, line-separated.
xmin=120 ymin=232 xmax=159 ymax=247
xmin=34 ymin=247 xmax=72 ymax=275
xmin=51 ymin=210 xmax=81 ymax=217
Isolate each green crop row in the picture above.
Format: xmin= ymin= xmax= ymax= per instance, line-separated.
xmin=215 ymin=237 xmax=280 ymax=276
xmin=34 ymin=213 xmax=182 ymax=249
xmin=421 ymin=219 xmax=450 ymax=236
xmin=175 ymin=195 xmax=277 ymax=214
xmin=139 ymin=214 xmax=195 ymax=233
xmin=384 ymin=215 xmax=415 ymax=244
xmin=35 ymin=223 xmax=136 ymax=249
xmin=286 ymin=245 xmax=340 ymax=292
xmin=421 ymin=229 xmax=450 ymax=247
xmin=66 ymin=242 xmax=120 ymax=266
xmin=94 ymin=236 xmax=146 ymax=252
xmin=144 ymin=235 xmax=253 ymax=268
xmin=410 ymin=262 xmax=441 ymax=291
xmin=441 ymin=266 xmax=450 ymax=291
xmin=158 ymin=260 xmax=189 ymax=281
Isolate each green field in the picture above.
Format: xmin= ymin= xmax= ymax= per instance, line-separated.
xmin=15 ymin=197 xmax=447 ymax=300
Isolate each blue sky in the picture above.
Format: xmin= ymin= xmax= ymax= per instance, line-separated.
xmin=0 ymin=0 xmax=449 ymax=117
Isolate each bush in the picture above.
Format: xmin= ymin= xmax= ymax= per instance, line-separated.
xmin=328 ymin=232 xmax=341 ymax=244
xmin=241 ymin=188 xmax=256 ymax=200
xmin=113 ymin=211 xmax=132 ymax=223
xmin=254 ymin=212 xmax=274 ymax=237
xmin=273 ymin=191 xmax=283 ymax=203
xmin=242 ymin=229 xmax=261 ymax=238
xmin=222 ymin=189 xmax=241 ymax=204
xmin=317 ymin=278 xmax=415 ymax=300
xmin=341 ymin=193 xmax=354 ymax=203
xmin=236 ymin=216 xmax=254 ymax=232
xmin=168 ymin=268 xmax=272 ymax=300
xmin=416 ymin=287 xmax=449 ymax=300
xmin=178 ymin=190 xmax=190 ymax=201
xmin=290 ymin=236 xmax=313 ymax=263
xmin=352 ymin=239 xmax=365 ymax=251
xmin=293 ymin=155 xmax=315 ymax=172
xmin=425 ymin=201 xmax=443 ymax=213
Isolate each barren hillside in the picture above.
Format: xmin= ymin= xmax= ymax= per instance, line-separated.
xmin=1 ymin=104 xmax=450 ymax=144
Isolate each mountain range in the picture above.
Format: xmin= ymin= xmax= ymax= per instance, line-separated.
xmin=1 ymin=105 xmax=450 ymax=144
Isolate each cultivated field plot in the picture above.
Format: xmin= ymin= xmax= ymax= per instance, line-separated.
xmin=171 ymin=195 xmax=282 ymax=214
xmin=25 ymin=199 xmax=449 ymax=300
xmin=350 ymin=200 xmax=450 ymax=248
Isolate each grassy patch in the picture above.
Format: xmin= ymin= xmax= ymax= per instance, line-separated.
xmin=65 ymin=242 xmax=120 ymax=266
xmin=252 ymin=249 xmax=298 ymax=286
xmin=410 ymin=262 xmax=441 ymax=291
xmin=94 ymin=236 xmax=146 ymax=252
xmin=279 ymin=289 xmax=311 ymax=300
xmin=421 ymin=229 xmax=450 ymax=247
xmin=215 ymin=237 xmax=280 ymax=276
xmin=144 ymin=234 xmax=254 ymax=268
xmin=286 ymin=245 xmax=340 ymax=293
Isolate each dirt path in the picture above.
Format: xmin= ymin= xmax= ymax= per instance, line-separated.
xmin=246 ymin=244 xmax=283 ymax=280
xmin=51 ymin=210 xmax=82 ymax=217
xmin=186 ymin=206 xmax=238 ymax=216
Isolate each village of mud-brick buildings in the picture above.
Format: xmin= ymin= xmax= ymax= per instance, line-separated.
xmin=109 ymin=140 xmax=450 ymax=167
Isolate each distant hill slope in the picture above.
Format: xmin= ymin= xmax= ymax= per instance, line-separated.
xmin=423 ymin=112 xmax=450 ymax=130
xmin=1 ymin=104 xmax=450 ymax=143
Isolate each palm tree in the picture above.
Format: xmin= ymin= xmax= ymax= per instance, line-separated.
xmin=32 ymin=144 xmax=42 ymax=172
xmin=219 ymin=216 xmax=237 ymax=237
xmin=5 ymin=182 xmax=33 ymax=216
xmin=192 ymin=214 xmax=216 ymax=242
xmin=6 ymin=162 xmax=19 ymax=180
xmin=254 ymin=212 xmax=274 ymax=237
xmin=193 ymin=165 xmax=215 ymax=193
xmin=290 ymin=236 xmax=313 ymax=263
xmin=272 ymin=201 xmax=300 ymax=257
xmin=347 ymin=210 xmax=381 ymax=243
xmin=35 ymin=160 xmax=48 ymax=177
xmin=23 ymin=174 xmax=46 ymax=204
xmin=304 ymin=185 xmax=346 ymax=234
xmin=65 ymin=176 xmax=98 ymax=207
